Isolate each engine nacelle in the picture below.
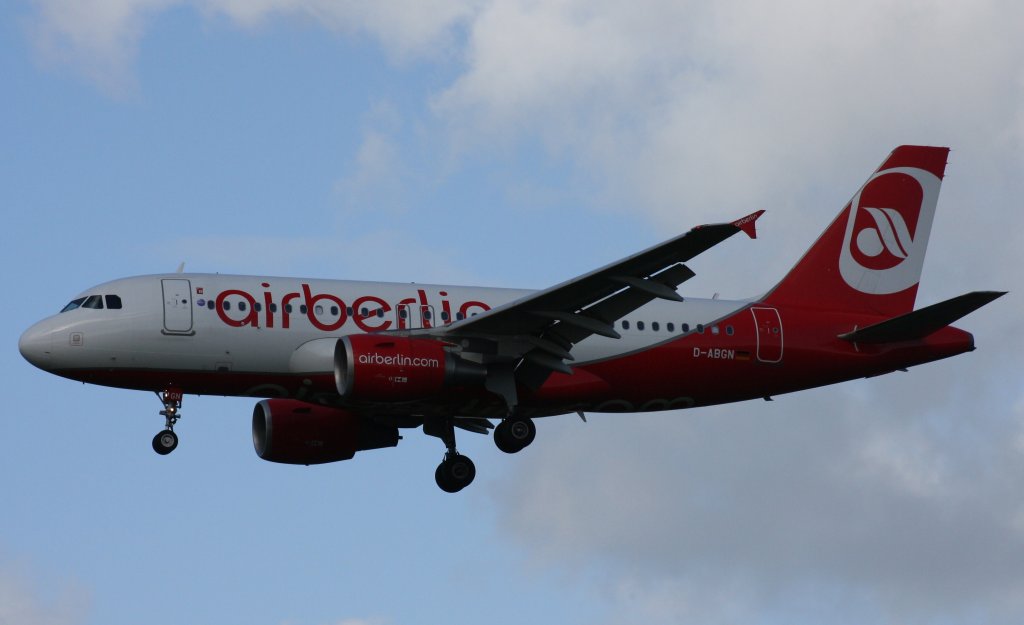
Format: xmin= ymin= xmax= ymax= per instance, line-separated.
xmin=252 ymin=399 xmax=399 ymax=465
xmin=334 ymin=335 xmax=486 ymax=402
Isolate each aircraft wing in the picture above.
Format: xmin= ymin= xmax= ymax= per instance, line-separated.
xmin=419 ymin=210 xmax=764 ymax=390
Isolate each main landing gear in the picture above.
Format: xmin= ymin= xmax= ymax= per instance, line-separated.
xmin=424 ymin=417 xmax=476 ymax=493
xmin=494 ymin=416 xmax=536 ymax=454
xmin=423 ymin=414 xmax=536 ymax=492
xmin=152 ymin=388 xmax=183 ymax=455
xmin=435 ymin=452 xmax=477 ymax=494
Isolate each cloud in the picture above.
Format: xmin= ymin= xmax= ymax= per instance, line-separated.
xmin=0 ymin=557 xmax=90 ymax=625
xmin=488 ymin=354 xmax=1024 ymax=624
xmin=29 ymin=0 xmax=177 ymax=92
xmin=27 ymin=0 xmax=476 ymax=92
xmin=24 ymin=1 xmax=1024 ymax=623
xmin=435 ymin=0 xmax=1024 ymax=231
xmin=334 ymin=101 xmax=410 ymax=215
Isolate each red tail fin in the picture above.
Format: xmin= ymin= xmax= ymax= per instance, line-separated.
xmin=763 ymin=146 xmax=950 ymax=316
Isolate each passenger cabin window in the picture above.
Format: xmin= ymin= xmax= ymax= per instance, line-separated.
xmin=726 ymin=325 xmax=734 ymax=336
xmin=105 ymin=295 xmax=122 ymax=309
xmin=207 ymin=300 xmax=215 ymax=310
xmin=652 ymin=322 xmax=660 ymax=332
xmin=681 ymin=323 xmax=690 ymax=333
xmin=667 ymin=322 xmax=675 ymax=332
xmin=622 ymin=320 xmax=630 ymax=330
xmin=637 ymin=321 xmax=645 ymax=331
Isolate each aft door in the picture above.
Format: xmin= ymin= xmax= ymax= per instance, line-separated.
xmin=162 ymin=279 xmax=194 ymax=334
xmin=751 ymin=306 xmax=783 ymax=363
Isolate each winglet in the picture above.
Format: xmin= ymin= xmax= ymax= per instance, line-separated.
xmin=732 ymin=210 xmax=765 ymax=239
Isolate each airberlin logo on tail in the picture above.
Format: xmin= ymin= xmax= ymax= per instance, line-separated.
xmin=855 ymin=207 xmax=914 ymax=266
xmin=838 ymin=166 xmax=941 ymax=295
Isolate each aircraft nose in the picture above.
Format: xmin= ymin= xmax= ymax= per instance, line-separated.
xmin=19 ymin=322 xmax=53 ymax=370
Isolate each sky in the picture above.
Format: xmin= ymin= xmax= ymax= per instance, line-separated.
xmin=2 ymin=1 xmax=1023 ymax=624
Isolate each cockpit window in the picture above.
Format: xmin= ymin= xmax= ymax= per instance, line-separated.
xmin=60 ymin=294 xmax=121 ymax=313
xmin=61 ymin=297 xmax=86 ymax=313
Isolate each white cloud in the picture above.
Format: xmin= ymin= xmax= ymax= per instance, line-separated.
xmin=24 ymin=1 xmax=1024 ymax=623
xmin=334 ymin=101 xmax=410 ymax=215
xmin=28 ymin=0 xmax=477 ymax=91
xmin=488 ymin=359 xmax=1024 ymax=624
xmin=29 ymin=0 xmax=177 ymax=92
xmin=0 ymin=558 xmax=90 ymax=625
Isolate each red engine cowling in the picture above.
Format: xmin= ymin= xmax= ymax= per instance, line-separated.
xmin=334 ymin=335 xmax=486 ymax=402
xmin=252 ymin=399 xmax=399 ymax=465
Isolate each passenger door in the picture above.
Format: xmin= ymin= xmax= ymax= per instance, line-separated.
xmin=751 ymin=306 xmax=783 ymax=363
xmin=161 ymin=279 xmax=194 ymax=334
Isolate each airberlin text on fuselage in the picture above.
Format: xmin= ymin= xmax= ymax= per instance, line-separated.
xmin=213 ymin=283 xmax=491 ymax=332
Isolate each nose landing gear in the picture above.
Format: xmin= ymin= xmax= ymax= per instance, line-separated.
xmin=152 ymin=388 xmax=183 ymax=455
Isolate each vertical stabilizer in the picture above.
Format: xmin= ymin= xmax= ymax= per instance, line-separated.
xmin=763 ymin=146 xmax=949 ymax=316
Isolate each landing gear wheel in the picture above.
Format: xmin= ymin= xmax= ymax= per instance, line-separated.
xmin=153 ymin=388 xmax=183 ymax=455
xmin=435 ymin=454 xmax=476 ymax=493
xmin=152 ymin=429 xmax=178 ymax=455
xmin=494 ymin=417 xmax=536 ymax=454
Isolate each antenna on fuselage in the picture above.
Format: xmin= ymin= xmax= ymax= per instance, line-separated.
xmin=176 ymin=262 xmax=185 ymax=274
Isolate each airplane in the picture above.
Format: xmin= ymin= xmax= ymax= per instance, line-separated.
xmin=19 ymin=145 xmax=1005 ymax=492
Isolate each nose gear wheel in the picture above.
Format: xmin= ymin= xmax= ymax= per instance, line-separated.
xmin=153 ymin=388 xmax=183 ymax=456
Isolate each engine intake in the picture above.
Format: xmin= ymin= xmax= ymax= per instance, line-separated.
xmin=252 ymin=399 xmax=399 ymax=465
xmin=334 ymin=335 xmax=486 ymax=402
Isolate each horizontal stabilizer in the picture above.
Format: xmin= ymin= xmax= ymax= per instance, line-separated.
xmin=838 ymin=291 xmax=1006 ymax=344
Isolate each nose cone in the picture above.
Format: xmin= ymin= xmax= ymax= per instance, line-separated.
xmin=19 ymin=322 xmax=53 ymax=370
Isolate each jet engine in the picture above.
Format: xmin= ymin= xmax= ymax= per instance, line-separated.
xmin=252 ymin=399 xmax=399 ymax=465
xmin=334 ymin=335 xmax=486 ymax=402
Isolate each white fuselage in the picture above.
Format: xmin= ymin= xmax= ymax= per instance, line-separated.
xmin=20 ymin=273 xmax=747 ymax=394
